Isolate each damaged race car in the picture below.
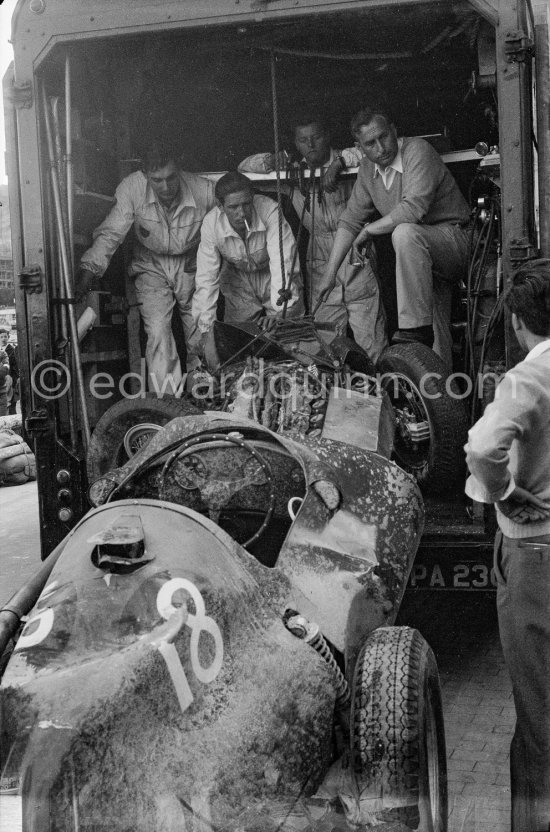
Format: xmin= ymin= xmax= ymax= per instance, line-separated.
xmin=0 ymin=319 xmax=449 ymax=832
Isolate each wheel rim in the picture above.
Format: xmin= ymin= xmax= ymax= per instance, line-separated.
xmin=122 ymin=423 xmax=162 ymax=459
xmin=381 ymin=371 xmax=433 ymax=475
xmin=422 ymin=686 xmax=442 ymax=831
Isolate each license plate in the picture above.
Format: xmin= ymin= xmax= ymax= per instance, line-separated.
xmin=408 ymin=561 xmax=497 ymax=590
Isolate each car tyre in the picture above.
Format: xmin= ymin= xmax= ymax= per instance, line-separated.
xmin=86 ymin=394 xmax=201 ymax=481
xmin=377 ymin=343 xmax=469 ymax=493
xmin=351 ymin=626 xmax=447 ymax=831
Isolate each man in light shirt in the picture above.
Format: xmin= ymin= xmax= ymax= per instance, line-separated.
xmin=465 ymin=259 xmax=550 ymax=832
xmin=78 ymin=138 xmax=216 ymax=391
xmin=189 ymin=172 xmax=303 ymax=356
xmin=238 ymin=117 xmax=387 ymax=363
xmin=319 ymin=106 xmax=470 ymax=369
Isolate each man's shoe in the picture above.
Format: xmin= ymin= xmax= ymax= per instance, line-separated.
xmin=391 ymin=326 xmax=434 ymax=348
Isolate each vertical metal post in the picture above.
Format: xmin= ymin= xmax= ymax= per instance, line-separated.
xmin=535 ymin=4 xmax=550 ymax=256
xmin=41 ymin=84 xmax=91 ymax=449
xmin=65 ymin=54 xmax=75 ymax=274
xmin=64 ymin=55 xmax=79 ymax=448
xmin=494 ymin=0 xmax=537 ymax=367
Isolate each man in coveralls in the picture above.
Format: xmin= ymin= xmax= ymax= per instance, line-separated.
xmin=189 ymin=171 xmax=303 ymax=357
xmin=78 ymin=138 xmax=216 ymax=391
xmin=238 ymin=117 xmax=387 ymax=363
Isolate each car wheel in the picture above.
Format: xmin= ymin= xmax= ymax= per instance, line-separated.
xmin=377 ymin=343 xmax=468 ymax=494
xmin=86 ymin=394 xmax=201 ymax=481
xmin=351 ymin=626 xmax=447 ymax=831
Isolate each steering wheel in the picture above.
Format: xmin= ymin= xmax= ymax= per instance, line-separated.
xmin=158 ymin=432 xmax=276 ymax=549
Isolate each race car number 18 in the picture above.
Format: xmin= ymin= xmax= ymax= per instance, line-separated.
xmin=156 ymin=578 xmax=224 ymax=713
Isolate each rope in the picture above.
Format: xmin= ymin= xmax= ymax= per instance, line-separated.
xmin=308 ymin=172 xmax=316 ymax=314
xmin=284 ymin=196 xmax=308 ymax=318
xmin=270 ymin=50 xmax=289 ymax=318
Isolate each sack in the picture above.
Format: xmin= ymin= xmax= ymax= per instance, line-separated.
xmin=0 ymin=429 xmax=36 ymax=486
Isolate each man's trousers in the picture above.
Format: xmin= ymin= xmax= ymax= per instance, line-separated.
xmin=494 ymin=530 xmax=550 ymax=832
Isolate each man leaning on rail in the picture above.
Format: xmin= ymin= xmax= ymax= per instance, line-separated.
xmin=77 ymin=137 xmax=216 ymax=392
xmin=318 ymin=105 xmax=470 ymax=370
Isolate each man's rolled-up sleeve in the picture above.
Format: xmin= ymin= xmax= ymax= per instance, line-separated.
xmin=389 ymin=141 xmax=443 ymax=226
xmin=80 ymin=179 xmax=136 ymax=277
xmin=464 ymin=371 xmax=533 ymax=502
xmin=341 ymin=146 xmax=363 ymax=167
xmin=193 ymin=217 xmax=222 ymax=333
xmin=238 ymin=153 xmax=273 ymax=174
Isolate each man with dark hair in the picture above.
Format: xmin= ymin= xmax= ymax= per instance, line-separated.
xmin=465 ymin=258 xmax=550 ymax=832
xmin=319 ymin=106 xmax=470 ymax=369
xmin=189 ymin=172 xmax=303 ymax=355
xmin=77 ymin=137 xmax=216 ymax=390
xmin=238 ymin=117 xmax=387 ymax=363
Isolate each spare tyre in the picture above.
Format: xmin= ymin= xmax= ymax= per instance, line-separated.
xmin=377 ymin=343 xmax=469 ymax=494
xmin=87 ymin=394 xmax=201 ymax=482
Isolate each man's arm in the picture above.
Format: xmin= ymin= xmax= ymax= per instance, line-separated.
xmin=389 ymin=139 xmax=444 ymax=226
xmin=314 ymin=166 xmax=376 ymax=309
xmin=465 ymin=367 xmax=550 ymax=521
xmin=312 ymin=226 xmax=357 ymax=313
xmin=80 ymin=175 xmax=138 ymax=277
xmin=191 ymin=214 xmax=223 ymax=342
xmin=238 ymin=151 xmax=288 ymax=174
xmin=465 ymin=371 xmax=529 ymax=501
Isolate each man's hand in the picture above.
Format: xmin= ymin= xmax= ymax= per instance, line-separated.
xmin=75 ymin=268 xmax=95 ymax=302
xmin=262 ymin=151 xmax=287 ymax=173
xmin=355 ymin=225 xmax=375 ymax=254
xmin=348 ymin=226 xmax=374 ymax=267
xmin=497 ymin=486 xmax=550 ymax=524
xmin=259 ymin=316 xmax=279 ymax=332
xmin=187 ymin=329 xmax=209 ymax=358
xmin=323 ymin=158 xmax=345 ymax=193
xmin=312 ymin=276 xmax=337 ymax=316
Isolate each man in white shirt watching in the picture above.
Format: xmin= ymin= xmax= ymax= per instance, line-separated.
xmin=465 ymin=258 xmax=550 ymax=832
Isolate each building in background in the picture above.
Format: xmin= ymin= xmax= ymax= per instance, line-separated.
xmin=0 ymin=187 xmax=14 ymax=310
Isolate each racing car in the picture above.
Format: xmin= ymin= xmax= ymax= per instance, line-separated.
xmin=0 ymin=319 xmax=450 ymax=832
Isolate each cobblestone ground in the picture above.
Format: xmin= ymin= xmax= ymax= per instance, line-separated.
xmin=398 ymin=590 xmax=513 ymax=832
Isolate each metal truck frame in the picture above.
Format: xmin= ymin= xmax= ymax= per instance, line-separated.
xmin=2 ymin=0 xmax=547 ymax=568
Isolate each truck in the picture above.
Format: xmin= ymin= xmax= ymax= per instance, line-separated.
xmin=0 ymin=1 xmax=546 ymax=829
xmin=4 ymin=0 xmax=544 ymax=577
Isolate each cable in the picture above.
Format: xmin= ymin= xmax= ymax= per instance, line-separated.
xmin=270 ymin=50 xmax=289 ymax=318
